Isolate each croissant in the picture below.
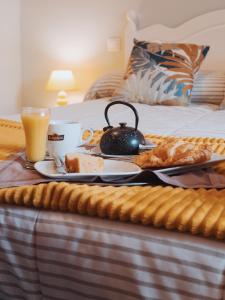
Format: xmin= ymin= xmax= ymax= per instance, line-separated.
xmin=134 ymin=141 xmax=212 ymax=168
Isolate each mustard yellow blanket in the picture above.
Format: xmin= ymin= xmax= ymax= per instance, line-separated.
xmin=1 ymin=119 xmax=225 ymax=240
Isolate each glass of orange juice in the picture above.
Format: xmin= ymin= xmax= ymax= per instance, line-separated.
xmin=21 ymin=107 xmax=50 ymax=162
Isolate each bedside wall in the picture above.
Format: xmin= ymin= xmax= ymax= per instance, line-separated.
xmin=20 ymin=0 xmax=225 ymax=108
xmin=21 ymin=0 xmax=142 ymax=108
xmin=0 ymin=0 xmax=21 ymax=115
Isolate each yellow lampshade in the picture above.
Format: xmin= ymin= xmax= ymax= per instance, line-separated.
xmin=46 ymin=70 xmax=76 ymax=91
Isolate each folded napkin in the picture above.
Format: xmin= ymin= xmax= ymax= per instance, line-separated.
xmin=1 ymin=153 xmax=225 ymax=189
xmin=0 ymin=154 xmax=50 ymax=188
xmin=142 ymin=169 xmax=225 ymax=188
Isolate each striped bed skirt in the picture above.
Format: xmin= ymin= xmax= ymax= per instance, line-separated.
xmin=0 ymin=204 xmax=225 ymax=300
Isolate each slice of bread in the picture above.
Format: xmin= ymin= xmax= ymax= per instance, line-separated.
xmin=65 ymin=153 xmax=104 ymax=173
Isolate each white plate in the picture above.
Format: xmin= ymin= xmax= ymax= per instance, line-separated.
xmin=34 ymin=159 xmax=141 ymax=179
xmin=155 ymin=153 xmax=225 ymax=175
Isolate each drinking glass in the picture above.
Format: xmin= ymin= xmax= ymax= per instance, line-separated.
xmin=21 ymin=107 xmax=50 ymax=162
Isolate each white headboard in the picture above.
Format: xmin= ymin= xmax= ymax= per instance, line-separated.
xmin=125 ymin=10 xmax=225 ymax=71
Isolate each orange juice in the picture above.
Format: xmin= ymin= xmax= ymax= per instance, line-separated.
xmin=21 ymin=108 xmax=50 ymax=162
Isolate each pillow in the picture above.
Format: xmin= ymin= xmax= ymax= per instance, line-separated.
xmin=220 ymin=97 xmax=225 ymax=109
xmin=191 ymin=71 xmax=225 ymax=105
xmin=84 ymin=71 xmax=123 ymax=101
xmin=114 ymin=39 xmax=210 ymax=106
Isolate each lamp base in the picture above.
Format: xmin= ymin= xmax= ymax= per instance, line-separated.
xmin=57 ymin=90 xmax=68 ymax=106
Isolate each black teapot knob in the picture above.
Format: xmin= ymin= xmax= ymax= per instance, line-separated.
xmin=100 ymin=101 xmax=145 ymax=155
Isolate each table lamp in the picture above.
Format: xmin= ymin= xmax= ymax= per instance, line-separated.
xmin=46 ymin=70 xmax=76 ymax=106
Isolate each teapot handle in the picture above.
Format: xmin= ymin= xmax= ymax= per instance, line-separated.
xmin=104 ymin=100 xmax=139 ymax=130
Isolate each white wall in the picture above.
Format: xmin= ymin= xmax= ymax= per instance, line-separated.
xmin=21 ymin=0 xmax=225 ymax=108
xmin=0 ymin=0 xmax=21 ymax=114
xmin=21 ymin=0 xmax=142 ymax=108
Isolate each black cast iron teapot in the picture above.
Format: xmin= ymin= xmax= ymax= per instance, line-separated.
xmin=100 ymin=101 xmax=145 ymax=155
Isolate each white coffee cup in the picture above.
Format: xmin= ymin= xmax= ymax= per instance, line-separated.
xmin=47 ymin=120 xmax=93 ymax=157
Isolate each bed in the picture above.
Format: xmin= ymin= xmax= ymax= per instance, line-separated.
xmin=1 ymin=10 xmax=225 ymax=300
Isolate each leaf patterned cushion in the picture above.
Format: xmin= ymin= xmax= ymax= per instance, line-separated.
xmin=114 ymin=40 xmax=210 ymax=106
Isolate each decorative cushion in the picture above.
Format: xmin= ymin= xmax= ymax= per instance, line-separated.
xmin=84 ymin=71 xmax=123 ymax=101
xmin=115 ymin=39 xmax=210 ymax=106
xmin=220 ymin=97 xmax=225 ymax=109
xmin=191 ymin=71 xmax=225 ymax=105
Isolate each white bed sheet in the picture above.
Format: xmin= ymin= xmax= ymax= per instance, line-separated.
xmin=50 ymin=99 xmax=223 ymax=137
xmin=1 ymin=99 xmax=221 ymax=138
xmin=1 ymin=100 xmax=225 ymax=300
xmin=52 ymin=99 xmax=221 ymax=135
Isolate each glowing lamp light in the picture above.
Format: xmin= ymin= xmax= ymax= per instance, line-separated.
xmin=46 ymin=70 xmax=76 ymax=106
